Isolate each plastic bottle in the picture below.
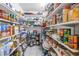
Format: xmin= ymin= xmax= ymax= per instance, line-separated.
xmin=0 ymin=44 xmax=4 ymax=56
xmin=1 ymin=23 xmax=7 ymax=37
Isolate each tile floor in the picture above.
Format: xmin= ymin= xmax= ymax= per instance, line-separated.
xmin=24 ymin=46 xmax=44 ymax=56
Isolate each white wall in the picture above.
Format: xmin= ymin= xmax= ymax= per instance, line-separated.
xmin=75 ymin=24 xmax=79 ymax=35
xmin=26 ymin=27 xmax=42 ymax=33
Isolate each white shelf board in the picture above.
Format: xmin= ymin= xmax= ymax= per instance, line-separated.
xmin=47 ymin=3 xmax=68 ymax=19
xmin=56 ymin=21 xmax=79 ymax=26
xmin=47 ymin=21 xmax=79 ymax=27
xmin=47 ymin=35 xmax=79 ymax=53
xmin=0 ymin=18 xmax=20 ymax=25
xmin=65 ymin=50 xmax=74 ymax=56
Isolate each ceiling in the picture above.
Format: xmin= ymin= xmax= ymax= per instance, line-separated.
xmin=19 ymin=3 xmax=48 ymax=23
xmin=19 ymin=3 xmax=44 ymax=13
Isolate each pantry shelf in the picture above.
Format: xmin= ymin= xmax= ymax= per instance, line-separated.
xmin=9 ymin=41 xmax=25 ymax=56
xmin=0 ymin=18 xmax=20 ymax=25
xmin=0 ymin=4 xmax=18 ymax=15
xmin=47 ymin=35 xmax=79 ymax=53
xmin=47 ymin=21 xmax=79 ymax=27
xmin=56 ymin=21 xmax=79 ymax=26
xmin=47 ymin=3 xmax=69 ymax=19
xmin=0 ymin=33 xmax=21 ymax=42
xmin=48 ymin=42 xmax=61 ymax=56
xmin=65 ymin=50 xmax=74 ymax=56
xmin=47 ymin=36 xmax=73 ymax=56
xmin=51 ymin=46 xmax=61 ymax=56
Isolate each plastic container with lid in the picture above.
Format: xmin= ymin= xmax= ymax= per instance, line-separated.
xmin=63 ymin=5 xmax=71 ymax=23
xmin=0 ymin=10 xmax=6 ymax=19
xmin=69 ymin=4 xmax=79 ymax=21
xmin=73 ymin=6 xmax=79 ymax=21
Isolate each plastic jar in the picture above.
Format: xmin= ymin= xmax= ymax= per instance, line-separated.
xmin=73 ymin=6 xmax=79 ymax=21
xmin=63 ymin=5 xmax=71 ymax=23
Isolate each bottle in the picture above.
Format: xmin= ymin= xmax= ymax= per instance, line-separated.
xmin=13 ymin=15 xmax=17 ymax=22
xmin=10 ymin=25 xmax=14 ymax=35
xmin=73 ymin=35 xmax=78 ymax=49
xmin=0 ymin=44 xmax=4 ymax=56
xmin=7 ymin=24 xmax=11 ymax=36
xmin=63 ymin=37 xmax=68 ymax=45
xmin=10 ymin=14 xmax=12 ymax=21
xmin=15 ymin=25 xmax=19 ymax=34
xmin=60 ymin=29 xmax=64 ymax=37
xmin=8 ymin=14 xmax=11 ymax=21
xmin=3 ymin=13 xmax=7 ymax=20
xmin=68 ymin=35 xmax=74 ymax=48
xmin=1 ymin=23 xmax=7 ymax=37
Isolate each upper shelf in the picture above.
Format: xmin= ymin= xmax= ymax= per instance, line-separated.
xmin=0 ymin=3 xmax=18 ymax=15
xmin=47 ymin=21 xmax=79 ymax=27
xmin=0 ymin=18 xmax=20 ymax=25
xmin=47 ymin=3 xmax=69 ymax=19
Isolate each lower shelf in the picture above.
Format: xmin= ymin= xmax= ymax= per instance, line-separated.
xmin=51 ymin=46 xmax=61 ymax=56
xmin=9 ymin=41 xmax=25 ymax=56
xmin=47 ymin=35 xmax=79 ymax=53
